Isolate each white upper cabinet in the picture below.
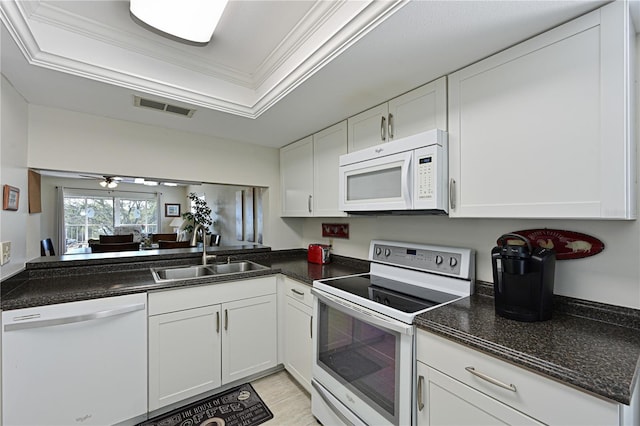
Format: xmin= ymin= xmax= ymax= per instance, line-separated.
xmin=313 ymin=121 xmax=348 ymax=217
xmin=448 ymin=2 xmax=636 ymax=219
xmin=281 ymin=121 xmax=347 ymax=217
xmin=280 ymin=136 xmax=314 ymax=217
xmin=347 ymin=77 xmax=447 ymax=152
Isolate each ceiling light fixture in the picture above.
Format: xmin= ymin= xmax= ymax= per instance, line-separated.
xmin=99 ymin=177 xmax=118 ymax=189
xmin=129 ymin=0 xmax=229 ymax=45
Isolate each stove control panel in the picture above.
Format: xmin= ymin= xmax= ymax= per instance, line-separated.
xmin=370 ymin=240 xmax=474 ymax=279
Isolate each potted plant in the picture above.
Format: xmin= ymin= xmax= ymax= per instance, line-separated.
xmin=182 ymin=192 xmax=213 ymax=242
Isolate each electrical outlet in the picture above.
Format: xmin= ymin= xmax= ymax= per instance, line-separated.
xmin=0 ymin=241 xmax=11 ymax=265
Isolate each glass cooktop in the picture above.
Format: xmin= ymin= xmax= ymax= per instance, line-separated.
xmin=321 ymin=274 xmax=460 ymax=313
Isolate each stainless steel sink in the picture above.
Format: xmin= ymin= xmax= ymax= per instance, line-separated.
xmin=151 ymin=265 xmax=216 ymax=282
xmin=212 ymin=260 xmax=269 ymax=275
xmin=150 ymin=261 xmax=268 ymax=283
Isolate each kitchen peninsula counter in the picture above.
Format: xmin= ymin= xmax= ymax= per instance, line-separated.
xmin=414 ymin=282 xmax=640 ymax=407
xmin=1 ymin=248 xmax=369 ymax=311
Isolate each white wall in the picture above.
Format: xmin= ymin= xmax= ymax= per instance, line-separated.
xmin=301 ymin=216 xmax=640 ymax=308
xmin=197 ymin=183 xmax=264 ymax=247
xmin=0 ymin=75 xmax=29 ymax=279
xmin=27 ymin=105 xmax=301 ymax=251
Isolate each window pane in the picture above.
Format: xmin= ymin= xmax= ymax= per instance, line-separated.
xmin=63 ymin=196 xmax=113 ymax=253
xmin=117 ymin=198 xmax=158 ymax=234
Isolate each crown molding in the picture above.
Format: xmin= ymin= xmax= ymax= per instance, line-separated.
xmin=1 ymin=0 xmax=407 ymax=119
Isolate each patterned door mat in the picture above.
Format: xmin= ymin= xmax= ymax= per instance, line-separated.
xmin=138 ymin=383 xmax=273 ymax=426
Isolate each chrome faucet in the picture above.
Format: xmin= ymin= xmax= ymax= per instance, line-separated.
xmin=190 ymin=224 xmax=215 ymax=265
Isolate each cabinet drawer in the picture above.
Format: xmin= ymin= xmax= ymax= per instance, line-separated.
xmin=417 ymin=330 xmax=619 ymax=425
xmin=284 ymin=277 xmax=313 ymax=307
xmin=149 ymin=276 xmax=277 ymax=315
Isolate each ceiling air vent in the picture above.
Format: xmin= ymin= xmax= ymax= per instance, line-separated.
xmin=134 ymin=96 xmax=196 ymax=117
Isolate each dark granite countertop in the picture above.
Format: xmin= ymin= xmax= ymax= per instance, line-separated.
xmin=414 ymin=283 xmax=640 ymax=406
xmin=5 ymin=250 xmax=639 ymax=407
xmin=1 ymin=248 xmax=369 ymax=311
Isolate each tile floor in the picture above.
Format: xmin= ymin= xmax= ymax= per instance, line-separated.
xmin=251 ymin=371 xmax=318 ymax=426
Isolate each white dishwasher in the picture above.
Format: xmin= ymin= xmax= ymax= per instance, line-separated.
xmin=2 ymin=293 xmax=147 ymax=426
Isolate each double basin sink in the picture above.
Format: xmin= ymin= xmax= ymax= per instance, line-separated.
xmin=150 ymin=260 xmax=269 ymax=283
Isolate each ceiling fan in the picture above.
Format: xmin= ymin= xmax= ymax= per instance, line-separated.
xmin=79 ymin=174 xmax=122 ymax=188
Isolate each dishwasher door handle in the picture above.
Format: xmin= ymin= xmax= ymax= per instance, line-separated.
xmin=4 ymin=303 xmax=146 ymax=332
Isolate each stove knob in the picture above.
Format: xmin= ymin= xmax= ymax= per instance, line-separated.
xmin=450 ymin=257 xmax=458 ymax=267
xmin=383 ymin=298 xmax=391 ymax=306
xmin=374 ymin=295 xmax=381 ymax=303
xmin=384 ymin=249 xmax=391 ymax=257
xmin=375 ymin=247 xmax=382 ymax=256
xmin=435 ymin=255 xmax=443 ymax=265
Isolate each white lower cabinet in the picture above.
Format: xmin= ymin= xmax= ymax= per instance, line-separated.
xmin=222 ymin=294 xmax=278 ymax=384
xmin=148 ymin=276 xmax=277 ymax=411
xmin=416 ymin=330 xmax=629 ymax=426
xmin=281 ymin=277 xmax=313 ymax=392
xmin=148 ymin=305 xmax=222 ymax=411
xmin=416 ymin=360 xmax=540 ymax=426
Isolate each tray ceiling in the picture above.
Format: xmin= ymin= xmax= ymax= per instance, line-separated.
xmin=1 ymin=0 xmax=610 ymax=148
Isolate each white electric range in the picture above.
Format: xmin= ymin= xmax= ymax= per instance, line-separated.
xmin=311 ymin=240 xmax=475 ymax=425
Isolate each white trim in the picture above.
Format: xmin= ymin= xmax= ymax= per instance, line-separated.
xmin=0 ymin=0 xmax=408 ymax=119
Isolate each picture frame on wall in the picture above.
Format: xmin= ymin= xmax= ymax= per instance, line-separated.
xmin=3 ymin=185 xmax=19 ymax=211
xmin=165 ymin=203 xmax=180 ymax=217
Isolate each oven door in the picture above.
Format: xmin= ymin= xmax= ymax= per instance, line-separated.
xmin=339 ymin=151 xmax=413 ymax=212
xmin=312 ymin=289 xmax=414 ymax=426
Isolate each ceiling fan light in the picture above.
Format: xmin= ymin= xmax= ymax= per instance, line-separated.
xmin=99 ymin=180 xmax=108 ymax=187
xmin=130 ymin=0 xmax=229 ymax=45
xmin=107 ymin=181 xmax=118 ymax=189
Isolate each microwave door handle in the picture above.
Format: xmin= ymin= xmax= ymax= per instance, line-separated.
xmin=402 ymin=155 xmax=412 ymax=207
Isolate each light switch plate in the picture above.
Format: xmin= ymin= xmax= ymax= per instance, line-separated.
xmin=0 ymin=241 xmax=11 ymax=265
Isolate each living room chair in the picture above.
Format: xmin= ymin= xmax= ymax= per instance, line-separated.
xmin=91 ymin=242 xmax=140 ymax=253
xmin=158 ymin=240 xmax=192 ymax=249
xmin=40 ymin=238 xmax=55 ymax=256
xmin=99 ymin=234 xmax=134 ymax=243
xmin=151 ymin=233 xmax=177 ymax=243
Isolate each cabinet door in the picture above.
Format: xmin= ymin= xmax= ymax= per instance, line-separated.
xmin=313 ymin=121 xmax=348 ymax=217
xmin=284 ymin=296 xmax=313 ymax=392
xmin=448 ymin=3 xmax=635 ymax=219
xmin=221 ymin=294 xmax=277 ymax=385
xmin=347 ymin=103 xmax=389 ymax=152
xmin=148 ymin=305 xmax=222 ymax=411
xmin=280 ymin=136 xmax=313 ymax=216
xmin=388 ymin=76 xmax=447 ymax=140
xmin=416 ymin=361 xmax=542 ymax=426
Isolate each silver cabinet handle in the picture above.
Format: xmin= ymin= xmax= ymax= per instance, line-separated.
xmin=388 ymin=113 xmax=394 ymax=139
xmin=465 ymin=367 xmax=517 ymax=392
xmin=309 ymin=316 xmax=313 ymax=339
xmin=4 ymin=303 xmax=145 ymax=332
xmin=380 ymin=116 xmax=387 ymax=141
xmin=225 ymin=309 xmax=229 ymax=331
xmin=291 ymin=288 xmax=305 ymax=296
xmin=308 ymin=195 xmax=312 ymax=213
xmin=418 ymin=375 xmax=425 ymax=411
xmin=216 ymin=311 xmax=220 ymax=333
xmin=449 ymin=178 xmax=456 ymax=210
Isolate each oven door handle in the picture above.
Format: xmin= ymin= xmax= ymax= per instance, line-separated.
xmin=312 ymin=289 xmax=414 ymax=335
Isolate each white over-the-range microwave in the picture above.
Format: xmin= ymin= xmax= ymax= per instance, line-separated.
xmin=339 ymin=128 xmax=448 ymax=214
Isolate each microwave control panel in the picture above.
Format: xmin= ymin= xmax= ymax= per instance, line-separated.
xmin=414 ymin=144 xmax=445 ymax=210
xmin=417 ymin=155 xmax=434 ymax=199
